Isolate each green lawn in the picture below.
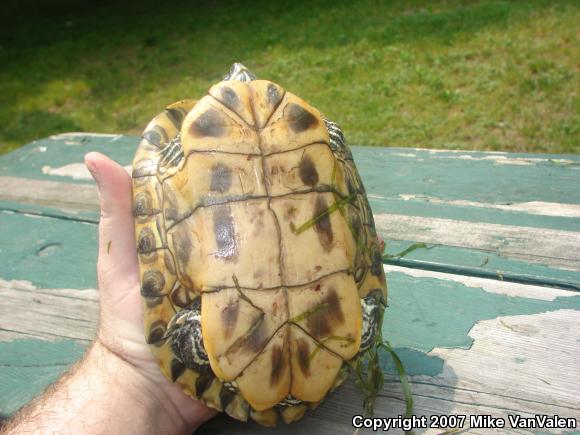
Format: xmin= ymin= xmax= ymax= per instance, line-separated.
xmin=1 ymin=0 xmax=578 ymax=154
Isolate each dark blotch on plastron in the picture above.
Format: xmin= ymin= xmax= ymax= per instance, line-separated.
xmin=166 ymin=108 xmax=185 ymax=128
xmin=141 ymin=269 xmax=166 ymax=296
xmin=137 ymin=228 xmax=155 ymax=254
xmin=371 ymin=246 xmax=383 ymax=276
xmin=220 ymin=86 xmax=239 ymax=110
xmin=195 ymin=372 xmax=214 ymax=397
xmin=244 ymin=316 xmax=267 ymax=353
xmin=267 ymin=83 xmax=281 ymax=107
xmin=285 ymin=103 xmax=318 ymax=133
xmin=147 ymin=320 xmax=167 ymax=344
xmin=219 ymin=387 xmax=237 ymax=409
xmin=172 ymin=226 xmax=192 ymax=268
xmin=325 ymin=289 xmax=345 ymax=323
xmin=190 ymin=108 xmax=226 ymax=137
xmin=143 ymin=126 xmax=167 ymax=148
xmin=296 ymin=338 xmax=310 ymax=376
xmin=306 ymin=308 xmax=330 ymax=338
xmin=314 ymin=196 xmax=333 ymax=251
xmin=298 ymin=155 xmax=319 ymax=187
xmin=221 ymin=298 xmax=239 ymax=338
xmin=210 ymin=163 xmax=233 ymax=193
xmin=170 ymin=358 xmax=186 ymax=381
xmin=134 ymin=191 xmax=153 ymax=216
xmin=270 ymin=344 xmax=286 ymax=386
xmin=212 ymin=205 xmax=238 ymax=261
xmin=307 ymin=288 xmax=345 ymax=339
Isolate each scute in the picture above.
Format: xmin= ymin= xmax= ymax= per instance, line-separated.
xmin=263 ymin=143 xmax=335 ymax=196
xmin=270 ymin=192 xmax=356 ymax=286
xmin=201 ymin=288 xmax=287 ymax=381
xmin=288 ymin=273 xmax=362 ymax=359
xmin=260 ymin=93 xmax=328 ymax=154
xmin=288 ymin=325 xmax=343 ymax=402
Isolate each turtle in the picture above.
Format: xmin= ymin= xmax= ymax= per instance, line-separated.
xmin=131 ymin=63 xmax=388 ymax=427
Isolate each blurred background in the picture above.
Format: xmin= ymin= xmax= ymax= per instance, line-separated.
xmin=1 ymin=0 xmax=578 ymax=154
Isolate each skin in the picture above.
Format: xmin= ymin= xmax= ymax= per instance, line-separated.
xmin=1 ymin=152 xmax=216 ymax=435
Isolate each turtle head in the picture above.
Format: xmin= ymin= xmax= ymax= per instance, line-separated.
xmin=224 ymin=63 xmax=256 ymax=82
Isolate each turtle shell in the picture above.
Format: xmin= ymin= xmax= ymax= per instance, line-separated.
xmin=132 ymin=64 xmax=387 ymax=426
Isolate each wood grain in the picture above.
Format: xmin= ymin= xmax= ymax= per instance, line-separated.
xmin=0 ymin=176 xmax=98 ymax=215
xmin=375 ymin=213 xmax=580 ymax=271
xmin=0 ymin=279 xmax=97 ymax=343
xmin=2 ymin=273 xmax=578 ymax=433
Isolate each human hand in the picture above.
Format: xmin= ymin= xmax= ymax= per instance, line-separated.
xmin=84 ymin=151 xmax=217 ymax=432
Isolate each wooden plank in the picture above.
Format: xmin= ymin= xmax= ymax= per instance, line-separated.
xmin=0 ymin=279 xmax=97 ymax=343
xmin=0 ymin=211 xmax=97 ymax=289
xmin=0 ymin=339 xmax=86 ymax=418
xmin=375 ymin=213 xmax=580 ymax=271
xmin=384 ymin=239 xmax=580 ymax=292
xmin=3 ymin=177 xmax=579 ymax=290
xmin=0 ymin=176 xmax=98 ymax=216
xmin=2 ymin=135 xmax=580 ymax=229
xmin=2 ymin=268 xmax=578 ymax=432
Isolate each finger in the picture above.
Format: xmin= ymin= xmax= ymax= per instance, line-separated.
xmin=85 ymin=152 xmax=138 ymax=286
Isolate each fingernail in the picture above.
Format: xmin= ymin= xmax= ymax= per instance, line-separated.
xmin=85 ymin=154 xmax=101 ymax=187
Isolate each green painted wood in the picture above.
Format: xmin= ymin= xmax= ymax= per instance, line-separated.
xmin=385 ymin=240 xmax=580 ymax=292
xmin=0 ymin=271 xmax=580 ymax=422
xmin=0 ymin=200 xmax=99 ymax=223
xmin=0 ymin=211 xmax=97 ymax=290
xmin=2 ymin=134 xmax=579 ymax=291
xmin=1 ymin=134 xmax=579 ymax=430
xmin=2 ymin=267 xmax=579 ymax=419
xmin=2 ymin=135 xmax=579 ymax=206
xmin=0 ymin=339 xmax=86 ymax=417
xmin=0 ymin=134 xmax=134 ymax=185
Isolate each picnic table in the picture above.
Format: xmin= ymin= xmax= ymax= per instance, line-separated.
xmin=1 ymin=133 xmax=579 ymax=434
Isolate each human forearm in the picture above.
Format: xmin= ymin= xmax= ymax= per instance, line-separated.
xmin=2 ymin=340 xmax=202 ymax=435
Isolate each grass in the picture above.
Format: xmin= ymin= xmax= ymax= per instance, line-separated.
xmin=1 ymin=0 xmax=578 ymax=154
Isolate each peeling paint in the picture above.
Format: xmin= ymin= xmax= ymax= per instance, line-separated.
xmin=396 ymin=195 xmax=580 ymax=218
xmin=430 ymin=154 xmax=575 ymax=166
xmin=384 ymin=265 xmax=577 ymax=301
xmin=428 ymin=310 xmax=580 ymax=412
xmin=383 ymin=270 xmax=580 ymax=354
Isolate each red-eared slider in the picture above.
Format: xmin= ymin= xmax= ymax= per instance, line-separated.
xmin=132 ymin=63 xmax=387 ymax=426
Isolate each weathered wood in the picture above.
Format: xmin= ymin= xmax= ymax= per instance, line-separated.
xmin=3 ymin=176 xmax=580 ymax=290
xmin=0 ymin=279 xmax=97 ymax=343
xmin=0 ymin=211 xmax=97 ymax=289
xmin=1 ymin=135 xmax=579 ymax=432
xmin=1 ymin=268 xmax=579 ymax=432
xmin=0 ymin=176 xmax=98 ymax=216
xmin=375 ymin=213 xmax=580 ymax=271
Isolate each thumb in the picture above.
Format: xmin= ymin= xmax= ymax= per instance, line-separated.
xmin=85 ymin=152 xmax=138 ymax=289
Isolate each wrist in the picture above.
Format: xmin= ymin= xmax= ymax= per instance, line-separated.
xmin=91 ymin=338 xmax=213 ymax=434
